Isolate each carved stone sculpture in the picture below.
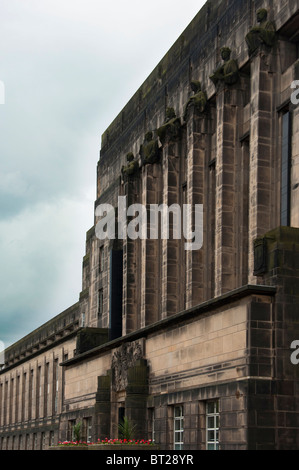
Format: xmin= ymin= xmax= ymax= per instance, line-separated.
xmin=139 ymin=131 xmax=161 ymax=165
xmin=121 ymin=152 xmax=139 ymax=178
xmin=210 ymin=47 xmax=239 ymax=87
xmin=184 ymin=81 xmax=207 ymax=121
xmin=111 ymin=341 xmax=143 ymax=392
xmin=157 ymin=107 xmax=181 ymax=144
xmin=245 ymin=9 xmax=276 ymax=55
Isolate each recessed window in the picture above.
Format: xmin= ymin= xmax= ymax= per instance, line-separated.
xmin=206 ymin=401 xmax=220 ymax=450
xmin=100 ymin=246 xmax=104 ymax=272
xmin=83 ymin=417 xmax=92 ymax=443
xmin=281 ymin=110 xmax=292 ymax=227
xmin=98 ymin=289 xmax=104 ymax=318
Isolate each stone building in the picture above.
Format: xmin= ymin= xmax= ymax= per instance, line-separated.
xmin=1 ymin=0 xmax=299 ymax=451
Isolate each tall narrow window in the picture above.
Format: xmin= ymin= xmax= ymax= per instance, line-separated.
xmin=206 ymin=401 xmax=220 ymax=450
xmin=83 ymin=417 xmax=92 ymax=443
xmin=151 ymin=408 xmax=156 ymax=443
xmin=99 ymin=246 xmax=104 ymax=273
xmin=98 ymin=289 xmax=104 ymax=319
xmin=281 ymin=111 xmax=292 ymax=226
xmin=118 ymin=406 xmax=125 ymax=438
xmin=44 ymin=363 xmax=49 ymax=416
xmin=109 ymin=249 xmax=123 ymax=340
xmin=174 ymin=406 xmax=184 ymax=450
xmin=68 ymin=419 xmax=76 ymax=441
xmin=15 ymin=376 xmax=20 ymax=423
xmin=53 ymin=359 xmax=59 ymax=414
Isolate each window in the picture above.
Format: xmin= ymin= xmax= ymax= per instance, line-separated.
xmin=174 ymin=406 xmax=184 ymax=450
xmin=54 ymin=359 xmax=59 ymax=414
xmin=148 ymin=408 xmax=156 ymax=443
xmin=281 ymin=110 xmax=292 ymax=226
xmin=83 ymin=417 xmax=92 ymax=443
xmin=68 ymin=419 xmax=76 ymax=441
xmin=151 ymin=409 xmax=156 ymax=443
xmin=98 ymin=289 xmax=104 ymax=318
xmin=206 ymin=401 xmax=220 ymax=450
xmin=100 ymin=246 xmax=104 ymax=272
xmin=41 ymin=432 xmax=45 ymax=450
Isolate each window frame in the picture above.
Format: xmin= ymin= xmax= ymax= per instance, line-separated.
xmin=206 ymin=400 xmax=220 ymax=450
xmin=173 ymin=405 xmax=184 ymax=450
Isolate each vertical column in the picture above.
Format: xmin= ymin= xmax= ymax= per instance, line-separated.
xmin=21 ymin=370 xmax=26 ymax=422
xmin=122 ymin=171 xmax=141 ymax=335
xmin=43 ymin=360 xmax=49 ymax=417
xmin=24 ymin=369 xmax=29 ymax=423
xmin=9 ymin=376 xmax=13 ymax=425
xmin=125 ymin=359 xmax=148 ymax=439
xmin=248 ymin=49 xmax=277 ymax=283
xmin=160 ymin=141 xmax=181 ymax=318
xmin=95 ymin=373 xmax=111 ymax=440
xmin=185 ymin=111 xmax=208 ymax=308
xmin=214 ymin=85 xmax=243 ymax=296
xmin=15 ymin=374 xmax=20 ymax=424
xmin=140 ymin=163 xmax=162 ymax=327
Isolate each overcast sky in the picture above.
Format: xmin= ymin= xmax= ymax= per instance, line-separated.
xmin=0 ymin=0 xmax=206 ymax=349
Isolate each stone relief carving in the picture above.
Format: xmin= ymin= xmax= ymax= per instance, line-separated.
xmin=139 ymin=131 xmax=161 ymax=166
xmin=210 ymin=47 xmax=239 ymax=88
xmin=245 ymin=9 xmax=276 ymax=56
xmin=111 ymin=341 xmax=143 ymax=392
xmin=184 ymin=81 xmax=207 ymax=121
xmin=157 ymin=107 xmax=181 ymax=144
xmin=121 ymin=152 xmax=139 ymax=178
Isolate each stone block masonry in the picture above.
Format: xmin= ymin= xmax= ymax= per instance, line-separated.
xmin=1 ymin=0 xmax=299 ymax=451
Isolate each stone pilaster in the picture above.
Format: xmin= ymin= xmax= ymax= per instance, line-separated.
xmin=185 ymin=110 xmax=207 ymax=309
xmin=125 ymin=359 xmax=149 ymax=440
xmin=95 ymin=373 xmax=111 ymax=440
xmin=160 ymin=140 xmax=181 ymax=318
xmin=214 ymin=84 xmax=243 ymax=297
xmin=248 ymin=48 xmax=277 ymax=284
xmin=140 ymin=163 xmax=162 ymax=328
xmin=122 ymin=175 xmax=141 ymax=335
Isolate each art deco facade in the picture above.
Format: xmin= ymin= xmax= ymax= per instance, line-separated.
xmin=1 ymin=0 xmax=299 ymax=450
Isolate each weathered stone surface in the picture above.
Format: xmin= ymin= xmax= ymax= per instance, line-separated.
xmin=1 ymin=0 xmax=299 ymax=452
